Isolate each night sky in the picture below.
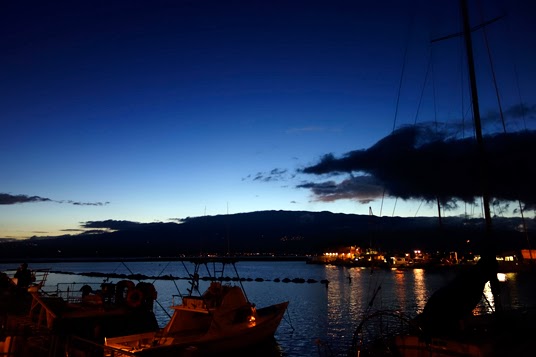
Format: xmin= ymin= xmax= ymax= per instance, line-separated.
xmin=2 ymin=0 xmax=535 ymax=239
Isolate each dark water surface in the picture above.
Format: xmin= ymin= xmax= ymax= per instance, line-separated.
xmin=2 ymin=261 xmax=535 ymax=356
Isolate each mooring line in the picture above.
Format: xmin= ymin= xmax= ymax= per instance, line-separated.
xmin=283 ymin=308 xmax=295 ymax=332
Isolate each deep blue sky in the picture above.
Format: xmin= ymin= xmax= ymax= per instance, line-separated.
xmin=2 ymin=0 xmax=535 ymax=239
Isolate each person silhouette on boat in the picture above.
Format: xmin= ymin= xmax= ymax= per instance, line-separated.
xmin=415 ymin=252 xmax=500 ymax=336
xmin=14 ymin=262 xmax=33 ymax=290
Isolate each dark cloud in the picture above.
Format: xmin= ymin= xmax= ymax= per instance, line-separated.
xmin=245 ymin=168 xmax=290 ymax=182
xmin=0 ymin=193 xmax=52 ymax=204
xmin=80 ymin=229 xmax=109 ymax=235
xmin=484 ymin=103 xmax=536 ymax=122
xmin=0 ymin=193 xmax=109 ymax=206
xmin=506 ymin=103 xmax=536 ymax=119
xmin=300 ymin=126 xmax=536 ymax=209
xmin=81 ymin=220 xmax=142 ymax=231
xmin=298 ymin=176 xmax=384 ymax=203
xmin=66 ymin=200 xmax=110 ymax=206
xmin=482 ymin=103 xmax=536 ymax=132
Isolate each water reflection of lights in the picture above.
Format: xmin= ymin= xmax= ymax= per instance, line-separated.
xmin=482 ymin=281 xmax=495 ymax=313
xmin=394 ymin=270 xmax=406 ymax=310
xmin=505 ymin=273 xmax=516 ymax=282
xmin=412 ymin=269 xmax=427 ymax=312
xmin=480 ymin=273 xmax=512 ymax=312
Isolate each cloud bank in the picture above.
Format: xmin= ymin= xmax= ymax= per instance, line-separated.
xmin=0 ymin=193 xmax=109 ymax=206
xmin=0 ymin=193 xmax=52 ymax=204
xmin=299 ymin=126 xmax=536 ymax=209
xmin=81 ymin=220 xmax=142 ymax=231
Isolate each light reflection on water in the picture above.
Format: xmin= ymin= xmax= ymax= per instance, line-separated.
xmin=1 ymin=261 xmax=535 ymax=357
xmin=413 ymin=269 xmax=428 ymax=312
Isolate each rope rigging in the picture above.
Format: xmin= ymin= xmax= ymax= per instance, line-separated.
xmin=475 ymin=0 xmax=533 ymax=260
xmin=379 ymin=7 xmax=415 ymax=218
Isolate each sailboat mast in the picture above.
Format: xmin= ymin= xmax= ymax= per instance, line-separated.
xmin=460 ymin=0 xmax=492 ymax=233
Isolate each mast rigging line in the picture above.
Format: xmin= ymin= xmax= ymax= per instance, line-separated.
xmin=479 ymin=3 xmax=507 ymax=133
xmin=413 ymin=51 xmax=434 ymax=126
xmin=152 ymin=261 xmax=172 ymax=284
xmin=430 ymin=14 xmax=504 ymax=44
xmin=381 ymin=8 xmax=414 ymax=216
xmin=391 ymin=11 xmax=414 ymax=133
xmin=476 ymin=0 xmax=533 ymax=260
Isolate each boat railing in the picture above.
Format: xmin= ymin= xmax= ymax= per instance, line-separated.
xmin=28 ymin=269 xmax=49 ymax=292
xmin=171 ymin=293 xmax=201 ymax=307
xmin=28 ymin=291 xmax=59 ymax=329
xmin=51 ymin=282 xmax=104 ymax=304
xmin=65 ymin=335 xmax=139 ymax=357
xmin=3 ymin=268 xmax=49 ymax=292
xmin=348 ymin=309 xmax=423 ymax=356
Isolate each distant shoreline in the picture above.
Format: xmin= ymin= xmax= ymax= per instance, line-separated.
xmin=0 ymin=255 xmax=310 ymax=264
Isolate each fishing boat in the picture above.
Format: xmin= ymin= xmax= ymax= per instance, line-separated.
xmin=104 ymin=258 xmax=289 ymax=356
xmin=1 ymin=268 xmax=159 ymax=356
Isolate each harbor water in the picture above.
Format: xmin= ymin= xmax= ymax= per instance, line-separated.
xmin=1 ymin=260 xmax=535 ymax=356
